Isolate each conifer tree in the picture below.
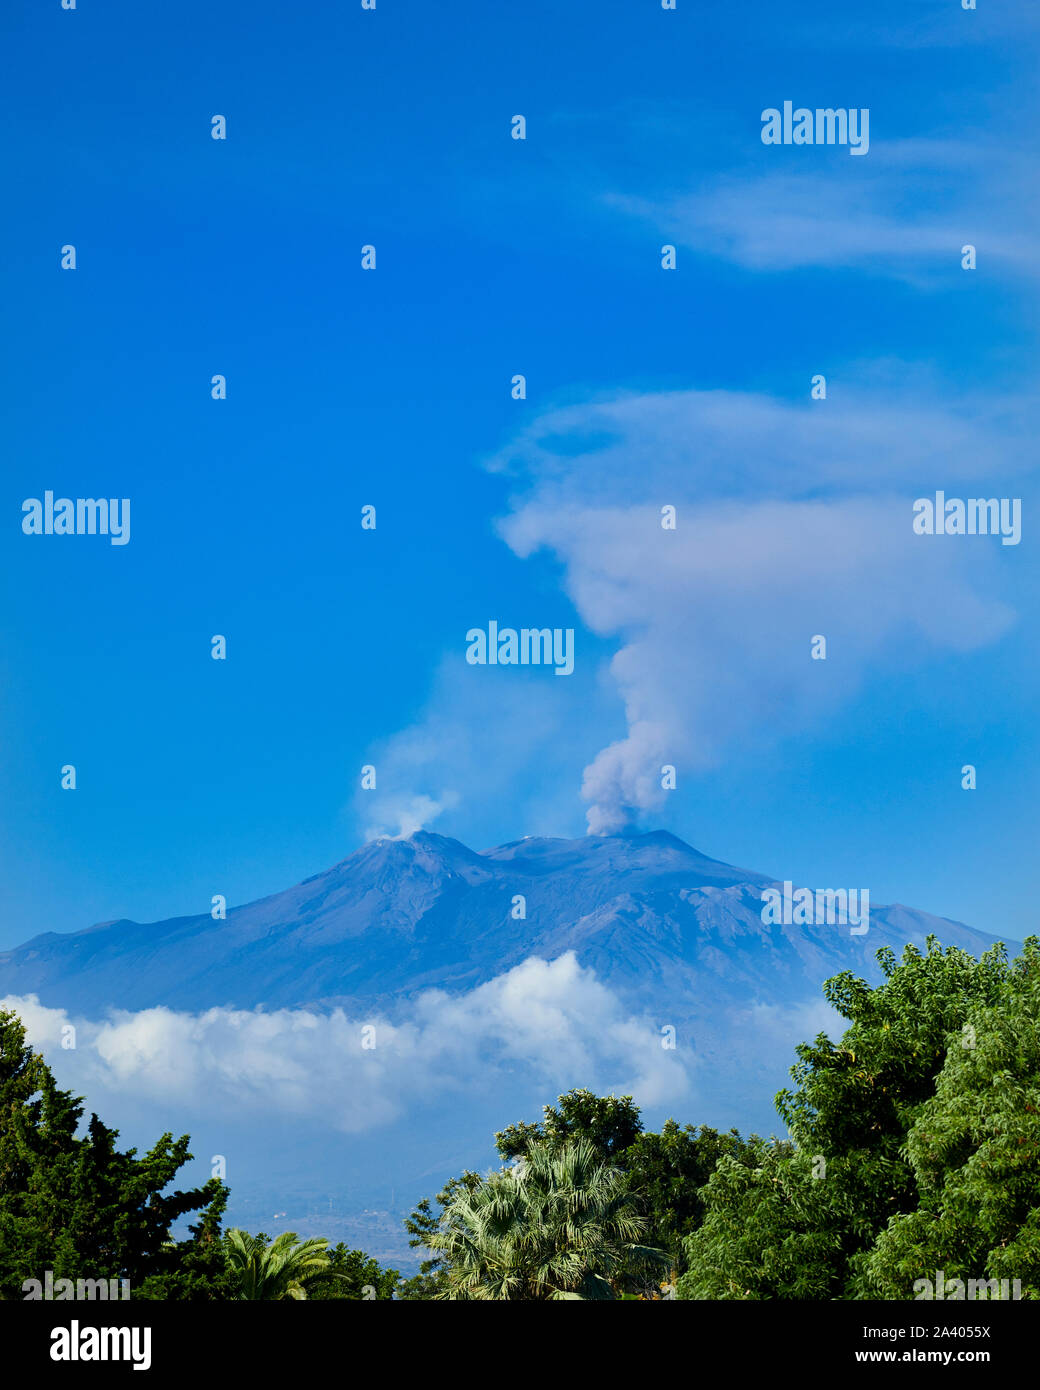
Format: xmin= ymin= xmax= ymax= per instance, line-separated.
xmin=0 ymin=1007 xmax=230 ymax=1299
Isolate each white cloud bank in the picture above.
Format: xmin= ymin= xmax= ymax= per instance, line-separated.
xmin=1 ymin=953 xmax=692 ymax=1135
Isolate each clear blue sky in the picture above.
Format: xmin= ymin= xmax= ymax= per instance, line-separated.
xmin=2 ymin=0 xmax=1037 ymax=949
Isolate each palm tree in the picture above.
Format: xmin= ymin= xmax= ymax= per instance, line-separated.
xmin=429 ymin=1140 xmax=666 ymax=1299
xmin=224 ymin=1229 xmax=334 ymax=1300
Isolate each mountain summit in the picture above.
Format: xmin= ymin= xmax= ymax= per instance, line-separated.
xmin=0 ymin=830 xmax=1006 ymax=1019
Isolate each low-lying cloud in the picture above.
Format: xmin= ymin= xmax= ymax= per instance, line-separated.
xmin=2 ymin=953 xmax=692 ymax=1135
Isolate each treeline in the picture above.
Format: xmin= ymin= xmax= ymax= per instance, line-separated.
xmin=2 ymin=934 xmax=1039 ymax=1300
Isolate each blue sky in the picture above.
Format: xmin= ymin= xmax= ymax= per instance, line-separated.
xmin=2 ymin=0 xmax=1038 ymax=951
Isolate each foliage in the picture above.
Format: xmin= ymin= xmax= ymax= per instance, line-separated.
xmin=429 ymin=1139 xmax=666 ymax=1300
xmin=496 ymin=1089 xmax=643 ymax=1163
xmin=860 ymin=937 xmax=1040 ymax=1298
xmin=307 ymin=1242 xmax=400 ymax=1300
xmin=134 ymin=1182 xmax=235 ymax=1300
xmin=398 ymin=1170 xmax=484 ymax=1299
xmin=678 ymin=936 xmax=1026 ymax=1299
xmin=0 ymin=1008 xmax=229 ymax=1300
xmin=497 ymin=1089 xmax=750 ymax=1274
xmin=223 ymin=1229 xmax=335 ymax=1300
xmin=622 ymin=1121 xmax=753 ymax=1274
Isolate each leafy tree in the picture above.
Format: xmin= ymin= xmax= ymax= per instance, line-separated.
xmin=497 ymin=1090 xmax=749 ymax=1275
xmin=622 ymin=1121 xmax=752 ymax=1275
xmin=134 ymin=1181 xmax=235 ymax=1300
xmin=223 ymin=1229 xmax=335 ymax=1300
xmin=861 ymin=937 xmax=1040 ymax=1298
xmin=679 ymin=937 xmax=1015 ymax=1299
xmin=0 ymin=1007 xmax=229 ymax=1300
xmin=496 ymin=1088 xmax=643 ymax=1163
xmin=408 ymin=1091 xmax=746 ymax=1295
xmin=430 ymin=1139 xmax=665 ymax=1300
xmin=404 ymin=1092 xmax=647 ymax=1298
xmin=678 ymin=1136 xmax=841 ymax=1299
xmin=307 ymin=1243 xmax=399 ymax=1300
xmin=398 ymin=1170 xmax=484 ymax=1300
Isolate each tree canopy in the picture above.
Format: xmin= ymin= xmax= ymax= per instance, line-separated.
xmin=4 ymin=933 xmax=1038 ymax=1302
xmin=678 ymin=937 xmax=1038 ymax=1299
xmin=0 ymin=1008 xmax=229 ymax=1301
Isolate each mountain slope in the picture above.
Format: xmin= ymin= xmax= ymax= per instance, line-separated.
xmin=0 ymin=830 xmax=1009 ymax=1018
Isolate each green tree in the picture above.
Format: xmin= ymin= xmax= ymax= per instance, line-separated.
xmin=134 ymin=1181 xmax=235 ymax=1300
xmin=408 ymin=1092 xmax=746 ymax=1295
xmin=679 ymin=937 xmax=1015 ymax=1299
xmin=861 ymin=937 xmax=1040 ymax=1299
xmin=404 ymin=1092 xmax=647 ymax=1299
xmin=223 ymin=1229 xmax=335 ymax=1300
xmin=398 ymin=1170 xmax=484 ymax=1299
xmin=678 ymin=1136 xmax=841 ymax=1299
xmin=0 ymin=1007 xmax=229 ymax=1300
xmin=495 ymin=1088 xmax=643 ymax=1163
xmin=307 ymin=1243 xmax=399 ymax=1300
xmin=430 ymin=1139 xmax=665 ymax=1300
xmin=497 ymin=1090 xmax=750 ymax=1277
xmin=622 ymin=1121 xmax=752 ymax=1276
